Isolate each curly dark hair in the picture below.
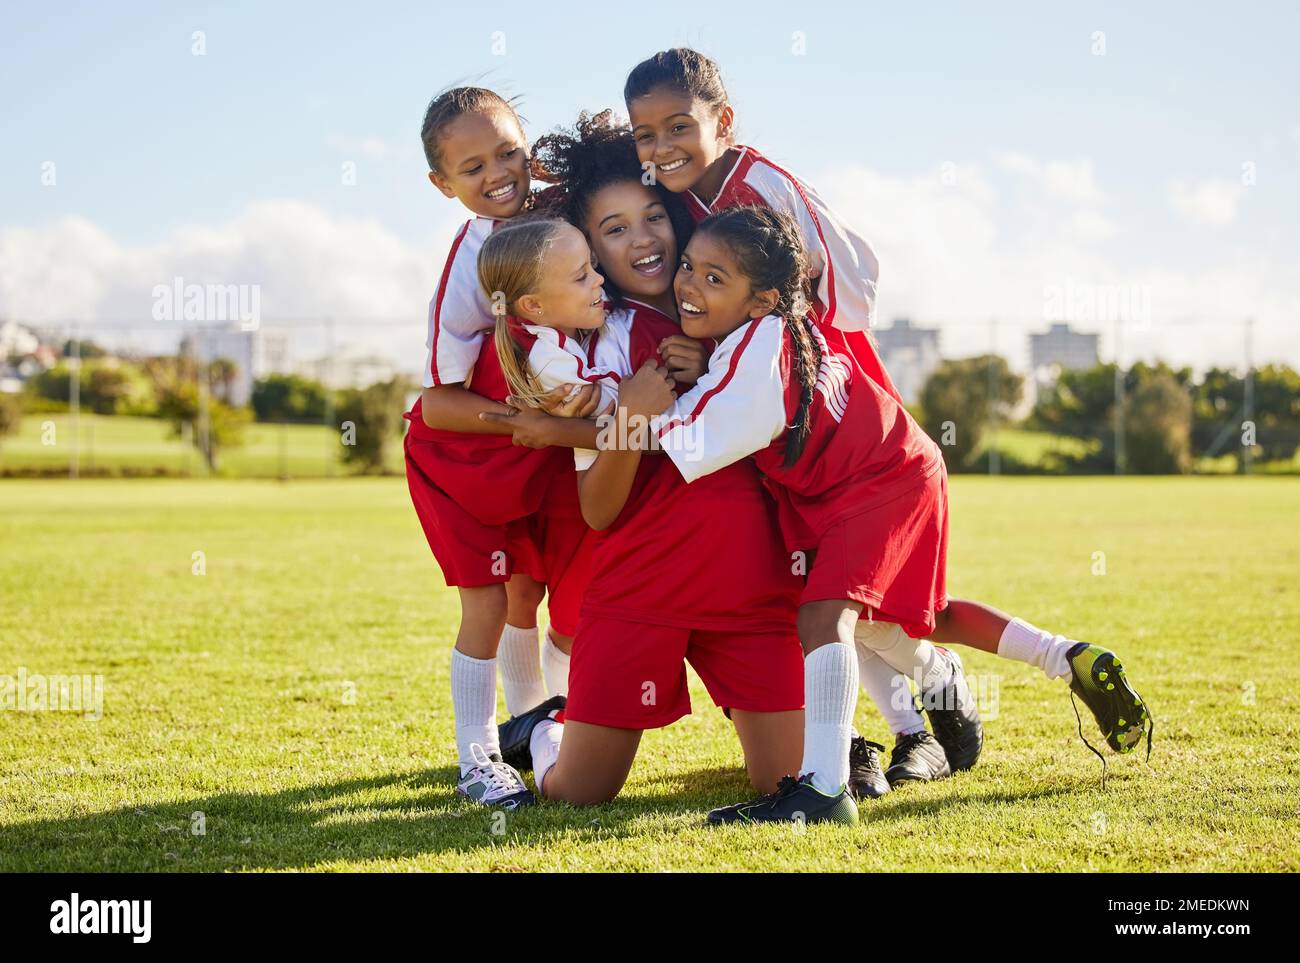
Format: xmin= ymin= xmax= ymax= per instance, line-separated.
xmin=529 ymin=110 xmax=694 ymax=304
xmin=695 ymin=205 xmax=820 ymax=467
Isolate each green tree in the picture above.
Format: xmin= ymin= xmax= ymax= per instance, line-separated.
xmin=1193 ymin=365 xmax=1300 ymax=469
xmin=61 ymin=338 xmax=108 ymax=359
xmin=27 ymin=359 xmax=155 ymax=415
xmin=251 ymin=373 xmax=330 ymax=423
xmin=919 ymin=355 xmax=1023 ymax=470
xmin=336 ymin=376 xmax=411 ymax=474
xmin=154 ymin=370 xmax=251 ymax=473
xmin=0 ymin=392 xmax=21 ymax=448
xmin=1125 ymin=371 xmax=1193 ymax=474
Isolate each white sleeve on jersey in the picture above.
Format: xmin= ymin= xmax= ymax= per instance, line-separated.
xmin=522 ymin=319 xmax=626 ymax=472
xmin=572 ymin=310 xmax=635 ymax=471
xmin=651 ymin=315 xmax=787 ymax=484
xmin=747 ymin=162 xmax=880 ymax=332
xmin=423 ymin=221 xmax=495 ymax=388
xmin=523 ymin=327 xmax=619 ymax=413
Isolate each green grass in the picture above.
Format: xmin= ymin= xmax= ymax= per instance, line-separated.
xmin=0 ymin=414 xmax=404 ymax=477
xmin=1 ymin=477 xmax=1297 ymax=872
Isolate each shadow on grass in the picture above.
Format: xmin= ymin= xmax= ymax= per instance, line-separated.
xmin=0 ymin=765 xmax=743 ymax=872
xmin=2 ymin=763 xmax=1105 ymax=871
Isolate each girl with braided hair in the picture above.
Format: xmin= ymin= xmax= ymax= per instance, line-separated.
xmin=642 ymin=205 xmax=1149 ymax=826
xmin=484 ymin=113 xmax=807 ymax=806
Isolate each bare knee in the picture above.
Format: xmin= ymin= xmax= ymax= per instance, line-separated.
xmin=797 ymin=600 xmax=862 ymax=651
xmin=505 ymin=575 xmax=545 ymax=625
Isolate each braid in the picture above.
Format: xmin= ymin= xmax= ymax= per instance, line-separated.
xmin=693 ymin=205 xmax=819 ymax=466
xmin=783 ymin=314 xmax=821 ymax=467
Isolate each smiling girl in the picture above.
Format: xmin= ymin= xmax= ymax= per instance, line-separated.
xmin=483 ymin=115 xmax=807 ymax=805
xmin=650 ymin=206 xmax=1152 ymax=824
xmin=404 ymin=87 xmax=602 ymax=809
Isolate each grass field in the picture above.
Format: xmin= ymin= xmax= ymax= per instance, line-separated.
xmin=0 ymin=414 xmax=404 ymax=477
xmin=1 ymin=477 xmax=1297 ymax=872
xmin=4 ymin=415 xmax=1296 ymax=479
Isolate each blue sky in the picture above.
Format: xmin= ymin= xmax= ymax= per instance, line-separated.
xmin=2 ymin=0 xmax=1297 ymax=370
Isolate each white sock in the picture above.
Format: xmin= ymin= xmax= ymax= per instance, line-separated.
xmin=997 ymin=617 xmax=1074 ymax=681
xmin=799 ymin=642 xmax=858 ymax=794
xmin=541 ymin=632 xmax=570 ymax=698
xmin=451 ymin=648 xmax=500 ymax=776
xmin=856 ymin=620 xmax=953 ymax=696
xmin=856 ymin=646 xmax=926 ymax=735
xmin=498 ymin=623 xmax=546 ymax=716
xmin=530 ymin=717 xmax=564 ymax=796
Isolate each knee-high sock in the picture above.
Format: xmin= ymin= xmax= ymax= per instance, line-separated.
xmin=855 ymin=620 xmax=953 ymax=696
xmin=530 ymin=717 xmax=564 ymax=796
xmin=451 ymin=648 xmax=500 ymax=775
xmin=542 ymin=631 xmax=570 ymax=698
xmin=799 ymin=642 xmax=858 ymax=795
xmin=856 ymin=646 xmax=926 ymax=736
xmin=997 ymin=617 xmax=1074 ymax=681
xmin=497 ymin=623 xmax=546 ymax=716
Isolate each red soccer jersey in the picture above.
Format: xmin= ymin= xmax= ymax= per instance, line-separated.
xmin=405 ymin=334 xmax=569 ymax=527
xmin=654 ymin=313 xmax=943 ymax=552
xmin=679 ymin=144 xmax=903 ymax=405
xmin=577 ymin=299 xmax=801 ymax=631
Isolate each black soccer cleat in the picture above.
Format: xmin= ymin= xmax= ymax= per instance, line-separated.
xmin=885 ymin=730 xmax=951 ymax=785
xmin=497 ymin=695 xmax=566 ymax=773
xmin=924 ymin=647 xmax=983 ymax=772
xmin=1066 ymin=644 xmax=1152 ymax=756
xmin=707 ymin=774 xmax=859 ymax=826
xmin=847 ymin=736 xmax=891 ymax=799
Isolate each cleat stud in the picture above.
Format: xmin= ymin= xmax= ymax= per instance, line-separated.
xmin=1098 ymin=671 xmax=1108 ymax=681
xmin=1118 ymin=718 xmax=1126 ymax=727
xmin=1106 ymin=683 xmax=1115 ymax=690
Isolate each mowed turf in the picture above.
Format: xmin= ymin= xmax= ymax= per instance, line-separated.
xmin=0 ymin=477 xmax=1296 ymax=872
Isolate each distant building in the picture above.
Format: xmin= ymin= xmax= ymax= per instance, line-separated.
xmin=1029 ymin=323 xmax=1099 ymax=384
xmin=0 ymin=320 xmax=40 ymax=359
xmin=179 ymin=327 xmax=291 ymax=406
xmin=0 ymin=321 xmax=53 ymax=393
xmin=874 ymin=318 xmax=941 ymax=404
xmin=297 ymin=353 xmax=401 ymax=391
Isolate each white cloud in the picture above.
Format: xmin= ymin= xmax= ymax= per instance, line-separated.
xmin=0 ymin=200 xmax=462 ymax=367
xmin=1168 ymin=177 xmax=1244 ymax=225
xmin=2 ymin=173 xmax=1295 ymax=374
xmin=819 ymin=158 xmax=1299 ymax=368
xmin=993 ymin=152 xmax=1104 ymax=204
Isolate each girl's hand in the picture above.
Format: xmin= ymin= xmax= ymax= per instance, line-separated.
xmin=478 ymin=401 xmax=558 ymax=448
xmin=538 ymin=383 xmax=602 ymax=419
xmin=619 ymin=360 xmax=676 ymax=423
xmin=658 ymin=336 xmax=710 ymax=388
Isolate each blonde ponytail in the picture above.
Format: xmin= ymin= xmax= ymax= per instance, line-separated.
xmin=478 ymin=218 xmax=571 ymax=407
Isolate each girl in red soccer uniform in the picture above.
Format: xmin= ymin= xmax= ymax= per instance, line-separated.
xmin=482 ymin=115 xmax=807 ymax=803
xmin=646 ymin=206 xmax=1151 ymax=824
xmin=405 ymin=87 xmax=602 ymax=809
xmin=623 ymin=50 xmax=1152 ymax=793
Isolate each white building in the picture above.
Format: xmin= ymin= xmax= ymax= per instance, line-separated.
xmin=297 ymin=353 xmax=401 ymax=391
xmin=1029 ymin=323 xmax=1099 ymax=385
xmin=873 ymin=318 xmax=942 ymax=405
xmin=179 ymin=327 xmax=291 ymax=406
